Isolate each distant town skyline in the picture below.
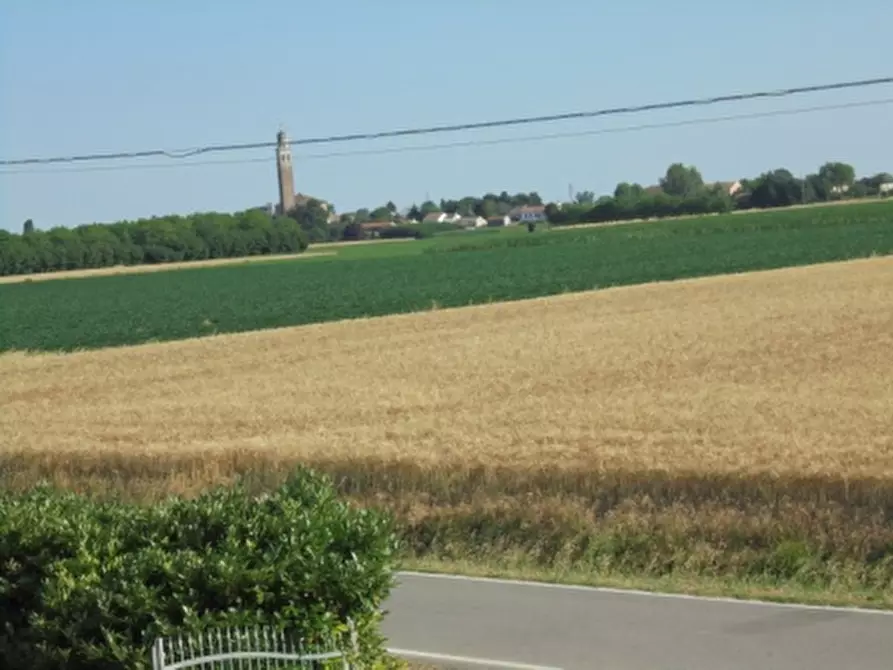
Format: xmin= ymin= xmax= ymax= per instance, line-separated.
xmin=2 ymin=1 xmax=892 ymax=231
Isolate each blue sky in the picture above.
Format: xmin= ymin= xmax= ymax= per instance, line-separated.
xmin=1 ymin=1 xmax=891 ymax=231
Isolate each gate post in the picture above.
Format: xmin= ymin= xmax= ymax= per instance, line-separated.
xmin=151 ymin=637 xmax=166 ymax=670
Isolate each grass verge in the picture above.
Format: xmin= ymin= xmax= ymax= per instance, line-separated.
xmin=402 ymin=558 xmax=893 ymax=611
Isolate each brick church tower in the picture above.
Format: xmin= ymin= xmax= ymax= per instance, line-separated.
xmin=276 ymin=128 xmax=296 ymax=215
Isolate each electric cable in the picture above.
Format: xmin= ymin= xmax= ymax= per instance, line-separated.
xmin=1 ymin=75 xmax=891 ymax=168
xmin=2 ymin=97 xmax=890 ymax=176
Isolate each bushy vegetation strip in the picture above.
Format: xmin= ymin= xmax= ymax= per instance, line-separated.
xmin=1 ymin=210 xmax=311 ymax=277
xmin=0 ymin=469 xmax=401 ymax=670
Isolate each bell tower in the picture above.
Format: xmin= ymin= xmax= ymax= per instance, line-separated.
xmin=276 ymin=127 xmax=296 ymax=215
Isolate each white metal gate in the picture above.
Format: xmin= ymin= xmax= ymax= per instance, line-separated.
xmin=150 ymin=624 xmax=355 ymax=669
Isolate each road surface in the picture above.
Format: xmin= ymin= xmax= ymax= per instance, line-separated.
xmin=382 ymin=572 xmax=893 ymax=670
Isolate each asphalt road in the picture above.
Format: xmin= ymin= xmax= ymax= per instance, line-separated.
xmin=382 ymin=572 xmax=893 ymax=670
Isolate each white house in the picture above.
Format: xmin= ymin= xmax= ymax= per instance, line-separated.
xmin=456 ymin=216 xmax=488 ymax=229
xmin=486 ymin=215 xmax=513 ymax=227
xmin=508 ymin=205 xmax=547 ymax=223
xmin=421 ymin=211 xmax=462 ymax=224
xmin=879 ymin=182 xmax=893 ymax=194
xmin=713 ymin=180 xmax=742 ymax=196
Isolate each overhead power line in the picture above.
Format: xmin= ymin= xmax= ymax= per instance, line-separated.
xmin=2 ymin=97 xmax=891 ymax=176
xmin=1 ymin=75 xmax=891 ymax=168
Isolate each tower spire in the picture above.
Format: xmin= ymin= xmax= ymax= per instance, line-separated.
xmin=276 ymin=126 xmax=296 ymax=215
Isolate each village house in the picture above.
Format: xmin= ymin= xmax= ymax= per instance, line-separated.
xmin=456 ymin=215 xmax=488 ymax=229
xmin=508 ymin=205 xmax=547 ymax=223
xmin=486 ymin=215 xmax=513 ymax=227
xmin=421 ymin=211 xmax=461 ymax=224
xmin=359 ymin=220 xmax=397 ymax=238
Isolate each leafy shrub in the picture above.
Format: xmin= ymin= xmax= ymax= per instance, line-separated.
xmin=0 ymin=468 xmax=400 ymax=669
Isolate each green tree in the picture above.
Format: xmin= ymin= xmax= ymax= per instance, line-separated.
xmin=0 ymin=232 xmax=37 ymax=274
xmin=462 ymin=197 xmax=478 ymax=215
xmin=659 ymin=163 xmax=704 ymax=198
xmin=21 ymin=230 xmax=59 ymax=272
xmin=270 ymin=216 xmax=309 ymax=252
xmin=849 ymin=181 xmax=870 ymax=198
xmin=613 ymin=182 xmax=644 ymax=200
xmin=871 ymin=172 xmax=893 ymax=187
xmin=78 ymin=224 xmax=126 ymax=267
xmin=478 ymin=199 xmax=500 ymax=217
xmin=804 ymin=174 xmax=828 ymax=202
xmin=574 ymin=190 xmax=595 ymax=205
xmin=370 ymin=206 xmax=392 ymax=221
xmin=47 ymin=227 xmax=87 ymax=269
xmin=22 ymin=219 xmax=34 ymax=235
xmin=748 ymin=169 xmax=803 ymax=209
xmin=192 ymin=213 xmax=229 ymax=258
xmin=859 ymin=172 xmax=893 ymax=195
xmin=286 ymin=199 xmax=331 ymax=243
xmin=407 ymin=204 xmax=423 ymax=221
xmin=817 ymin=161 xmax=856 ymax=192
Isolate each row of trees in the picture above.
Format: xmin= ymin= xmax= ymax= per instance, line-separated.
xmin=0 ymin=209 xmax=309 ymax=276
xmin=284 ymin=191 xmax=545 ymax=244
xmin=409 ymin=191 xmax=542 ymax=220
xmin=549 ymin=162 xmax=892 ymax=226
xmin=3 ymin=161 xmax=889 ymax=277
xmin=335 ymin=191 xmax=543 ymax=226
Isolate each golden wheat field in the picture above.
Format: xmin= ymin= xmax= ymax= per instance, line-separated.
xmin=3 ymin=256 xmax=892 ymax=480
xmin=2 ymin=256 xmax=893 ymax=602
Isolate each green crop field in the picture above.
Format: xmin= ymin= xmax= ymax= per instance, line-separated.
xmin=2 ymin=200 xmax=892 ymax=353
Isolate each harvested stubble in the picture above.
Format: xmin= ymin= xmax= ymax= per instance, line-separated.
xmin=2 ymin=257 xmax=893 ymax=601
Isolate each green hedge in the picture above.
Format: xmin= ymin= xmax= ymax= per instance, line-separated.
xmin=0 ymin=469 xmax=400 ymax=669
xmin=377 ymin=226 xmax=428 ymax=240
xmin=0 ymin=210 xmax=310 ymax=277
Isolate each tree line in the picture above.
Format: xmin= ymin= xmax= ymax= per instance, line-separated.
xmin=0 ymin=210 xmax=309 ymax=277
xmin=2 ymin=161 xmax=890 ymax=277
xmin=292 ymin=191 xmax=545 ymax=244
xmin=335 ymin=191 xmax=543 ymax=227
xmin=547 ymin=162 xmax=893 ymax=226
